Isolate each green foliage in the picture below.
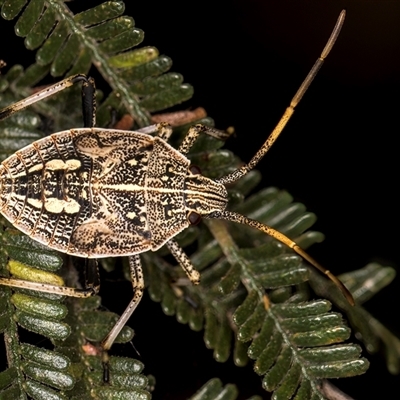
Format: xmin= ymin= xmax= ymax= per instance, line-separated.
xmin=189 ymin=378 xmax=262 ymax=400
xmin=0 ymin=0 xmax=193 ymax=128
xmin=0 ymin=226 xmax=148 ymax=399
xmin=0 ymin=1 xmax=398 ymax=399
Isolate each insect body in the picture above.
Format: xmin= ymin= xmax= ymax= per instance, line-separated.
xmin=0 ymin=127 xmax=227 ymax=257
xmin=0 ymin=11 xmax=351 ymax=353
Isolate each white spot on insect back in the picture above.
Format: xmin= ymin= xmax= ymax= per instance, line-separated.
xmin=65 ymin=159 xmax=81 ymax=170
xmin=64 ymin=199 xmax=80 ymax=214
xmin=44 ymin=198 xmax=64 ymax=213
xmin=45 ymin=159 xmax=66 ymax=170
xmin=45 ymin=159 xmax=81 ymax=171
xmin=44 ymin=198 xmax=80 ymax=214
xmin=127 ymin=158 xmax=138 ymax=166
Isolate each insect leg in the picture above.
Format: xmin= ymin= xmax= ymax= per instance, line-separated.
xmin=80 ymin=77 xmax=96 ymax=128
xmin=178 ymin=124 xmax=231 ymax=155
xmin=0 ymin=256 xmax=100 ymax=297
xmin=166 ymin=239 xmax=200 ymax=284
xmin=137 ymin=122 xmax=174 ymax=140
xmin=83 ymin=259 xmax=101 ymax=294
xmin=101 ymin=254 xmax=144 ymax=351
xmin=138 ymin=123 xmax=230 ymax=150
xmin=0 ymin=277 xmax=98 ymax=297
xmin=206 ymin=210 xmax=354 ymax=306
xmin=0 ymin=74 xmax=96 ymax=127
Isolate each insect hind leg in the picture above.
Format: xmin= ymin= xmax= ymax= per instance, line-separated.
xmin=101 ymin=254 xmax=144 ymax=351
xmin=90 ymin=255 xmax=143 ymax=382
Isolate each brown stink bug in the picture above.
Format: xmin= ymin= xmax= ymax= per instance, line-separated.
xmin=0 ymin=10 xmax=351 ymax=357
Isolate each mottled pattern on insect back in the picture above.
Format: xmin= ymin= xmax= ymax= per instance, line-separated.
xmin=0 ymin=128 xmax=228 ymax=257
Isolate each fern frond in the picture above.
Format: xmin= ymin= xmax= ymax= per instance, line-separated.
xmin=237 ymin=297 xmax=368 ymax=396
xmin=0 ymin=1 xmax=398 ymax=398
xmin=140 ymin=131 xmax=383 ymax=397
xmin=0 ymin=227 xmax=147 ymax=399
xmin=0 ymin=0 xmax=194 ymax=127
xmin=329 ymin=264 xmax=400 ymax=375
xmin=0 ymin=226 xmax=75 ymax=399
xmin=56 ymin=296 xmax=150 ymax=399
xmin=189 ymin=378 xmax=261 ymax=400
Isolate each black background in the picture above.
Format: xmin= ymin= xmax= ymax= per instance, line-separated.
xmin=1 ymin=1 xmax=400 ymax=398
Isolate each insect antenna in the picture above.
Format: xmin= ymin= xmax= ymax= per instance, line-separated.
xmin=208 ymin=10 xmax=354 ymax=306
xmin=216 ymin=10 xmax=346 ymax=186
xmin=205 ymin=211 xmax=354 ymax=306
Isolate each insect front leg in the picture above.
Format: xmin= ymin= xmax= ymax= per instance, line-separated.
xmin=178 ymin=124 xmax=231 ymax=155
xmin=166 ymin=239 xmax=200 ymax=285
xmin=137 ymin=122 xmax=173 ymax=140
xmin=137 ymin=123 xmax=230 ymax=153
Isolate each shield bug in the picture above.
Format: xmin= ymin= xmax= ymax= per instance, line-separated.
xmin=0 ymin=10 xmax=351 ymax=355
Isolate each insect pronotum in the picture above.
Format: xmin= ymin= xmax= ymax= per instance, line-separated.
xmin=0 ymin=10 xmax=352 ymax=356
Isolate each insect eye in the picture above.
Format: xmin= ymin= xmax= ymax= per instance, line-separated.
xmin=187 ymin=211 xmax=202 ymax=225
xmin=189 ymin=165 xmax=201 ymax=175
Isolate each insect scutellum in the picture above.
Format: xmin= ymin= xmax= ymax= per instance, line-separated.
xmin=0 ymin=9 xmax=352 ymax=362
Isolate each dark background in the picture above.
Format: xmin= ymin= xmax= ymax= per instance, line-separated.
xmin=1 ymin=1 xmax=400 ymax=398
